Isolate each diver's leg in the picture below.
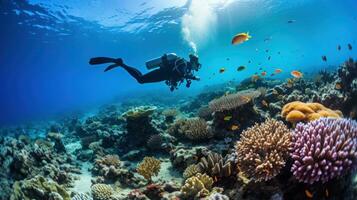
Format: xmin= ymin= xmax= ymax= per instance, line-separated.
xmin=138 ymin=69 xmax=167 ymax=83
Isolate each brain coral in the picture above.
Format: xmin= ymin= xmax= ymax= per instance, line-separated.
xmin=180 ymin=173 xmax=213 ymax=198
xmin=291 ymin=118 xmax=357 ymax=184
xmin=209 ymin=89 xmax=261 ymax=112
xmin=281 ymin=101 xmax=342 ymax=123
xmin=91 ymin=184 xmax=114 ymax=200
xmin=137 ymin=156 xmax=161 ymax=181
xmin=236 ymin=119 xmax=292 ymax=182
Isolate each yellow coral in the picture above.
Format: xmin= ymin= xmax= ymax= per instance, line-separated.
xmin=180 ymin=173 xmax=213 ymax=198
xmin=136 ymin=156 xmax=161 ymax=181
xmin=183 ymin=164 xmax=200 ymax=179
xmin=91 ymin=183 xmax=114 ymax=200
xmin=281 ymin=101 xmax=342 ymax=123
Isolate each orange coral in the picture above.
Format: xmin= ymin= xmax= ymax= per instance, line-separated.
xmin=281 ymin=101 xmax=342 ymax=123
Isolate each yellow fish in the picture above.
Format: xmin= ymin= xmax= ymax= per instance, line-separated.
xmin=232 ymin=32 xmax=252 ymax=45
xmin=224 ymin=116 xmax=232 ymax=121
xmin=305 ymin=190 xmax=313 ymax=198
xmin=231 ymin=125 xmax=239 ymax=131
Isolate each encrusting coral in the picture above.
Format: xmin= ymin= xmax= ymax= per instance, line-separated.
xmin=291 ymin=118 xmax=357 ymax=184
xmin=136 ymin=156 xmax=161 ymax=181
xmin=10 ymin=175 xmax=70 ymax=200
xmin=180 ymin=173 xmax=214 ymax=199
xmin=169 ymin=118 xmax=213 ymax=141
xmin=236 ymin=119 xmax=292 ymax=182
xmin=281 ymin=101 xmax=342 ymax=123
xmin=91 ymin=183 xmax=114 ymax=200
xmin=197 ymin=152 xmax=233 ymax=179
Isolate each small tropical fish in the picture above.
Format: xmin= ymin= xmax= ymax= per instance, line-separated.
xmin=224 ymin=115 xmax=232 ymax=121
xmin=291 ymin=70 xmax=303 ymax=78
xmin=335 ymin=83 xmax=342 ymax=89
xmin=275 ymin=69 xmax=282 ymax=74
xmin=337 ymin=45 xmax=341 ymax=51
xmin=268 ymin=56 xmax=271 ymax=60
xmin=231 ymin=125 xmax=239 ymax=131
xmin=237 ymin=66 xmax=246 ymax=71
xmin=232 ymin=32 xmax=252 ymax=45
xmin=287 ymin=19 xmax=296 ymax=23
xmin=248 ymin=60 xmax=251 ymax=63
xmin=219 ymin=68 xmax=226 ymax=73
xmin=261 ymin=71 xmax=267 ymax=76
xmin=226 ymin=58 xmax=230 ymax=61
xmin=261 ymin=100 xmax=269 ymax=107
xmin=305 ymin=190 xmax=313 ymax=198
xmin=322 ymin=55 xmax=327 ymax=62
xmin=278 ymin=51 xmax=281 ymax=54
xmin=259 ymin=67 xmax=263 ymax=70
xmin=270 ymin=73 xmax=275 ymax=76
xmin=265 ymin=49 xmax=269 ymax=53
xmin=348 ymin=43 xmax=353 ymax=50
xmin=251 ymin=75 xmax=260 ymax=82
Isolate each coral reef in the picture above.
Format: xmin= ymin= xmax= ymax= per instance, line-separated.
xmin=10 ymin=175 xmax=70 ymax=200
xmin=281 ymin=101 xmax=343 ymax=123
xmin=183 ymin=164 xmax=200 ymax=179
xmin=180 ymin=173 xmax=213 ymax=199
xmin=71 ymin=193 xmax=93 ymax=200
xmin=91 ymin=183 xmax=114 ymax=200
xmin=197 ymin=152 xmax=234 ymax=179
xmin=291 ymin=118 xmax=357 ymax=184
xmin=136 ymin=157 xmax=161 ymax=181
xmin=169 ymin=118 xmax=213 ymax=141
xmin=236 ymin=119 xmax=292 ymax=182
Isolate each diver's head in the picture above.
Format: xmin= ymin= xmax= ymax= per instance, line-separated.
xmin=189 ymin=54 xmax=201 ymax=71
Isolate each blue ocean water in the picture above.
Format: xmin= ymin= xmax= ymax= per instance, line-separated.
xmin=0 ymin=0 xmax=356 ymax=125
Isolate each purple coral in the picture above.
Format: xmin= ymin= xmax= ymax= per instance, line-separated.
xmin=291 ymin=118 xmax=357 ymax=184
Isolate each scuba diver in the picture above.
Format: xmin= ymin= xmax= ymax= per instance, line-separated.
xmin=89 ymin=53 xmax=201 ymax=91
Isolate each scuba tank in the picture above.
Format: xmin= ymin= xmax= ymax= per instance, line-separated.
xmin=146 ymin=53 xmax=178 ymax=70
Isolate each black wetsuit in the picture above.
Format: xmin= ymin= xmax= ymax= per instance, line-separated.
xmin=90 ymin=54 xmax=198 ymax=91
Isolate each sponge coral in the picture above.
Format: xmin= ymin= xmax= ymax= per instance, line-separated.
xmin=137 ymin=156 xmax=161 ymax=181
xmin=180 ymin=173 xmax=213 ymax=198
xmin=281 ymin=101 xmax=342 ymax=123
xmin=236 ymin=119 xmax=292 ymax=182
xmin=291 ymin=118 xmax=357 ymax=184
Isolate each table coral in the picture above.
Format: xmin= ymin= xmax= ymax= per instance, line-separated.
xmin=236 ymin=119 xmax=292 ymax=182
xmin=281 ymin=101 xmax=342 ymax=123
xmin=291 ymin=118 xmax=357 ymax=184
xmin=137 ymin=156 xmax=161 ymax=181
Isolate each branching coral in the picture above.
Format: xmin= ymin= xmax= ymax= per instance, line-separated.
xmin=209 ymin=89 xmax=261 ymax=112
xmin=236 ymin=119 xmax=292 ymax=182
xmin=291 ymin=118 xmax=357 ymax=184
xmin=180 ymin=173 xmax=213 ymax=199
xmin=281 ymin=101 xmax=342 ymax=123
xmin=95 ymin=155 xmax=121 ymax=168
xmin=137 ymin=157 xmax=161 ymax=181
xmin=197 ymin=152 xmax=233 ymax=179
xmin=91 ymin=183 xmax=114 ymax=200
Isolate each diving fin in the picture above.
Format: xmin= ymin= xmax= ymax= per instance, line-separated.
xmin=89 ymin=57 xmax=117 ymax=65
xmin=104 ymin=64 xmax=119 ymax=72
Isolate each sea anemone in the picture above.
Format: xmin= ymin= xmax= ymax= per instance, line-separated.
xmin=291 ymin=118 xmax=357 ymax=184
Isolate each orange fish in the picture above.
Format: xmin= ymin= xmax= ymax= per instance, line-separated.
xmin=274 ymin=69 xmax=282 ymax=74
xmin=291 ymin=70 xmax=303 ymax=78
xmin=219 ymin=68 xmax=226 ymax=73
xmin=305 ymin=190 xmax=313 ymax=198
xmin=232 ymin=32 xmax=252 ymax=45
xmin=261 ymin=71 xmax=267 ymax=76
xmin=231 ymin=125 xmax=239 ymax=131
xmin=335 ymin=83 xmax=342 ymax=90
xmin=261 ymin=100 xmax=269 ymax=107
xmin=251 ymin=75 xmax=260 ymax=82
